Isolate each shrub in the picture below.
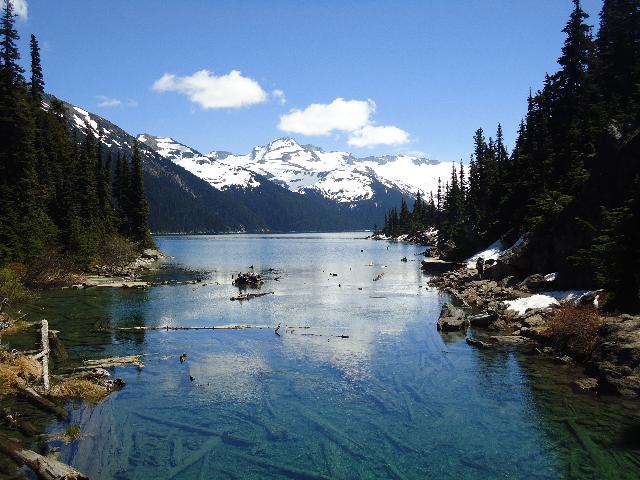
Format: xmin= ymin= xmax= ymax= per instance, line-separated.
xmin=26 ymin=248 xmax=78 ymax=288
xmin=99 ymin=234 xmax=139 ymax=270
xmin=0 ymin=264 xmax=34 ymax=304
xmin=544 ymin=305 xmax=604 ymax=360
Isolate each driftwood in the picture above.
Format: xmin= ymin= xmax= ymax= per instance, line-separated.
xmin=77 ymin=355 xmax=144 ymax=370
xmin=16 ymin=383 xmax=68 ymax=420
xmin=0 ymin=433 xmax=89 ymax=480
xmin=230 ymin=291 xmax=274 ymax=301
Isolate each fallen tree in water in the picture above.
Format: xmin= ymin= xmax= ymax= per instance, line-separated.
xmin=115 ymin=324 xmax=272 ymax=331
xmin=230 ymin=291 xmax=274 ymax=301
xmin=0 ymin=433 xmax=89 ymax=480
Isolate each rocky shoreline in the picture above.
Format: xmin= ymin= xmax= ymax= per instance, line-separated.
xmin=430 ymin=267 xmax=640 ymax=398
xmin=69 ymin=248 xmax=167 ymax=289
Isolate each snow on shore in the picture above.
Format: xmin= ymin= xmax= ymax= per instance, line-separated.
xmin=504 ymin=295 xmax=560 ymax=315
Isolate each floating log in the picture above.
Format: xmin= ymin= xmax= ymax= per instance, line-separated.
xmin=0 ymin=433 xmax=89 ymax=480
xmin=230 ymin=291 xmax=274 ymax=301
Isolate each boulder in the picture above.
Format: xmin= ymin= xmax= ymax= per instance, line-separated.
xmin=489 ymin=335 xmax=530 ymax=345
xmin=522 ymin=314 xmax=547 ymax=328
xmin=437 ymin=303 xmax=469 ymax=332
xmin=519 ymin=274 xmax=548 ymax=292
xmin=498 ymin=276 xmax=520 ymax=288
xmin=141 ymin=249 xmax=162 ymax=260
xmin=233 ymin=272 xmax=264 ymax=288
xmin=468 ymin=311 xmax=498 ymax=328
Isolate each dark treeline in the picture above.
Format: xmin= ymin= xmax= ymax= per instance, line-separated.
xmin=381 ymin=0 xmax=640 ymax=311
xmin=0 ymin=1 xmax=152 ymax=272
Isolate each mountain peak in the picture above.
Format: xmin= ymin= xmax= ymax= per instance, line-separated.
xmin=267 ymin=137 xmax=302 ymax=150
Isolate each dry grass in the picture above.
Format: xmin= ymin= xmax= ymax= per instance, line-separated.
xmin=0 ymin=313 xmax=32 ymax=335
xmin=0 ymin=351 xmax=42 ymax=394
xmin=49 ymin=378 xmax=109 ymax=403
xmin=543 ymin=304 xmax=604 ymax=360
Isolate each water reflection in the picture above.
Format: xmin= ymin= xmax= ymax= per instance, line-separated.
xmin=22 ymin=233 xmax=640 ymax=479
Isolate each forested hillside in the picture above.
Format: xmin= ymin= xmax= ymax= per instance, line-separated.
xmin=381 ymin=0 xmax=640 ymax=311
xmin=0 ymin=1 xmax=152 ymax=274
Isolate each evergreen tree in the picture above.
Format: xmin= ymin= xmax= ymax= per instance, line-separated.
xmin=29 ymin=33 xmax=44 ymax=101
xmin=0 ymin=0 xmax=24 ymax=84
xmin=127 ymin=141 xmax=153 ymax=247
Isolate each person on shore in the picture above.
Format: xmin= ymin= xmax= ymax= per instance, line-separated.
xmin=476 ymin=257 xmax=485 ymax=279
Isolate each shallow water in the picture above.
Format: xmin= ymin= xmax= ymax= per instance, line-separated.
xmin=24 ymin=233 xmax=640 ymax=478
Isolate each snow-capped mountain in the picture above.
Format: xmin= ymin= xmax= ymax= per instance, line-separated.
xmin=139 ymin=135 xmax=459 ymax=204
xmin=53 ymin=94 xmax=454 ymax=233
xmin=136 ymin=134 xmax=261 ymax=191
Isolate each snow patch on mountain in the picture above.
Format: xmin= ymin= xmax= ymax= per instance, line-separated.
xmin=137 ymin=134 xmax=260 ymax=190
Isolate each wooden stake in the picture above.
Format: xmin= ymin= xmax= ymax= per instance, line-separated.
xmin=40 ymin=320 xmax=50 ymax=392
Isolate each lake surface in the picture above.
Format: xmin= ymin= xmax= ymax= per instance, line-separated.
xmin=28 ymin=233 xmax=640 ymax=478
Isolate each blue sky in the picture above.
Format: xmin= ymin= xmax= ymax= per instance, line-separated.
xmin=15 ymin=0 xmax=603 ymax=161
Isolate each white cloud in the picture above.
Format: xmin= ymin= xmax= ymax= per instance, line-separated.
xmin=348 ymin=124 xmax=410 ymax=148
xmin=152 ymin=69 xmax=267 ymax=109
xmin=97 ymin=95 xmax=137 ymax=108
xmin=3 ymin=0 xmax=27 ymax=19
xmin=97 ymin=95 xmax=122 ymax=108
xmin=278 ymin=96 xmax=410 ymax=147
xmin=278 ymin=98 xmax=374 ymax=136
xmin=271 ymin=89 xmax=286 ymax=105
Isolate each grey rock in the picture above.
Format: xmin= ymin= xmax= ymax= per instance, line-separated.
xmin=572 ymin=377 xmax=598 ymax=392
xmin=468 ymin=311 xmax=498 ymax=328
xmin=437 ymin=303 xmax=469 ymax=332
xmin=489 ymin=335 xmax=530 ymax=345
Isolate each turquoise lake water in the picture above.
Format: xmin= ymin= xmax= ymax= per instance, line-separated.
xmin=27 ymin=233 xmax=640 ymax=479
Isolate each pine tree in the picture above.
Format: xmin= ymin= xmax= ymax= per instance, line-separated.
xmin=127 ymin=141 xmax=153 ymax=247
xmin=29 ymin=34 xmax=44 ymax=101
xmin=0 ymin=0 xmax=24 ymax=84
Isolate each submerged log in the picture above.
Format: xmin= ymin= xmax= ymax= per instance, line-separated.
xmin=230 ymin=291 xmax=274 ymax=301
xmin=0 ymin=433 xmax=89 ymax=480
xmin=16 ymin=383 xmax=68 ymax=420
xmin=465 ymin=337 xmax=492 ymax=349
xmin=2 ymin=410 xmax=39 ymax=437
xmin=48 ymin=330 xmax=68 ymax=360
